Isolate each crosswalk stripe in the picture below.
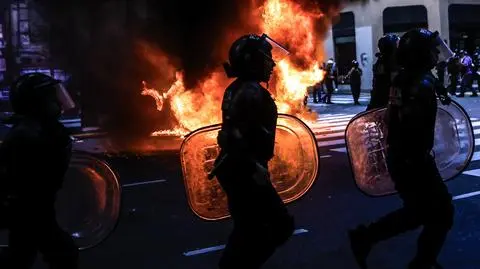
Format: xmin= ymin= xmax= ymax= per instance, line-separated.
xmin=317 ymin=114 xmax=356 ymax=121
xmin=317 ymin=118 xmax=352 ymax=125
xmin=330 ymin=147 xmax=347 ymax=153
xmin=317 ymin=139 xmax=345 ymax=147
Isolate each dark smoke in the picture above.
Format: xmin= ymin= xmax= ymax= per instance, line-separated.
xmin=30 ymin=0 xmax=370 ymax=149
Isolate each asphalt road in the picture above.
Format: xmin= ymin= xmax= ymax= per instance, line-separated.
xmin=10 ymin=92 xmax=480 ymax=268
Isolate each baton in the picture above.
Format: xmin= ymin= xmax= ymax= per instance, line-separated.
xmin=207 ymin=153 xmax=228 ymax=180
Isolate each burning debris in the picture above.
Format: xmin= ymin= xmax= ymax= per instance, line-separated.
xmin=138 ymin=0 xmax=338 ymax=136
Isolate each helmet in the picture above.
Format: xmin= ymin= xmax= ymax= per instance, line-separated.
xmin=223 ymin=34 xmax=276 ymax=82
xmin=352 ymin=60 xmax=359 ymax=67
xmin=10 ymin=73 xmax=75 ymax=118
xmin=378 ymin=34 xmax=399 ymax=56
xmin=396 ymin=29 xmax=453 ymax=71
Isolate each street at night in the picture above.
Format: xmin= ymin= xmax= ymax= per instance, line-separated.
xmin=22 ymin=93 xmax=480 ymax=269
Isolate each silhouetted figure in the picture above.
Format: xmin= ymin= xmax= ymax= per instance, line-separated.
xmin=347 ymin=60 xmax=362 ymax=105
xmin=366 ymin=34 xmax=399 ymax=111
xmin=324 ymin=60 xmax=335 ymax=104
xmin=447 ymin=54 xmax=460 ymax=95
xmin=214 ymin=34 xmax=294 ymax=269
xmin=459 ymin=50 xmax=477 ymax=97
xmin=0 ymin=73 xmax=79 ymax=269
xmin=349 ymin=29 xmax=454 ymax=269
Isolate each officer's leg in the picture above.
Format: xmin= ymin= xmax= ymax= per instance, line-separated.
xmin=312 ymin=88 xmax=318 ymax=103
xmin=468 ymin=74 xmax=477 ymax=96
xmin=218 ymin=170 xmax=294 ymax=269
xmin=449 ymin=75 xmax=457 ymax=95
xmin=0 ymin=229 xmax=38 ymax=269
xmin=409 ymin=161 xmax=454 ymax=269
xmin=349 ymin=199 xmax=423 ymax=268
xmin=354 ymin=84 xmax=361 ymax=104
xmin=38 ymin=217 xmax=79 ymax=269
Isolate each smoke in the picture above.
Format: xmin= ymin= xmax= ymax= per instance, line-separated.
xmin=30 ymin=0 xmax=370 ymax=150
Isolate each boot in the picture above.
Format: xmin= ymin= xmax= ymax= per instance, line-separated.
xmin=349 ymin=225 xmax=373 ymax=269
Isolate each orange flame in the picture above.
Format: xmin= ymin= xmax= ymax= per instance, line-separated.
xmin=141 ymin=0 xmax=328 ymax=136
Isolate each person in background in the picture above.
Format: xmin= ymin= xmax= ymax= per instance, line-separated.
xmin=324 ymin=59 xmax=336 ymax=104
xmin=366 ymin=34 xmax=399 ymax=111
xmin=346 ymin=60 xmax=363 ymax=105
xmin=447 ymin=52 xmax=460 ymax=95
xmin=459 ymin=50 xmax=477 ymax=97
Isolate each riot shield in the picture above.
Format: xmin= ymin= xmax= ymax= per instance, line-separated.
xmin=0 ymin=151 xmax=121 ymax=251
xmin=180 ymin=114 xmax=319 ymax=220
xmin=346 ymin=99 xmax=475 ymax=197
xmin=55 ymin=151 xmax=122 ymax=250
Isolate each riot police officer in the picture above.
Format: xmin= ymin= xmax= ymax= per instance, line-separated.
xmin=349 ymin=29 xmax=454 ymax=269
xmin=447 ymin=52 xmax=460 ymax=95
xmin=347 ymin=60 xmax=363 ymax=105
xmin=0 ymin=73 xmax=78 ymax=269
xmin=366 ymin=34 xmax=399 ymax=111
xmin=459 ymin=50 xmax=477 ymax=97
xmin=213 ymin=34 xmax=295 ymax=269
xmin=324 ymin=59 xmax=336 ymax=104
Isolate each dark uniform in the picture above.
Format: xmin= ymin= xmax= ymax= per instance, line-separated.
xmin=347 ymin=60 xmax=362 ymax=105
xmin=435 ymin=61 xmax=447 ymax=87
xmin=367 ymin=34 xmax=399 ymax=111
xmin=0 ymin=73 xmax=78 ymax=269
xmin=215 ymin=34 xmax=294 ymax=269
xmin=446 ymin=55 xmax=460 ymax=95
xmin=349 ymin=29 xmax=454 ymax=269
xmin=324 ymin=61 xmax=335 ymax=104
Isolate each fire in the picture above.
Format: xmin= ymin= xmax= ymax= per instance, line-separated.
xmin=141 ymin=0 xmax=329 ymax=136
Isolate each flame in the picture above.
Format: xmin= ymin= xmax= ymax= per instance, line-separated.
xmin=142 ymin=0 xmax=329 ymax=136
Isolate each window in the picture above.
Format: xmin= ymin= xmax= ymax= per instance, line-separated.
xmin=383 ymin=5 xmax=428 ymax=35
xmin=449 ymin=4 xmax=480 ymax=54
xmin=332 ymin=12 xmax=356 ymax=84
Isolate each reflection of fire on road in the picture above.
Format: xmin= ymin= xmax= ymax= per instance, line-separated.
xmin=140 ymin=0 xmax=332 ymax=138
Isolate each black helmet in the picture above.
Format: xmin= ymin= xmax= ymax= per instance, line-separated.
xmin=223 ymin=34 xmax=275 ymax=82
xmin=10 ymin=72 xmax=74 ymax=118
xmin=396 ymin=29 xmax=451 ymax=71
xmin=352 ymin=60 xmax=359 ymax=67
xmin=378 ymin=34 xmax=399 ymax=56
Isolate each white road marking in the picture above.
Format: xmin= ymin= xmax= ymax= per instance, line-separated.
xmin=320 ymin=155 xmax=332 ymax=159
xmin=453 ymin=191 xmax=480 ymax=200
xmin=463 ymin=169 xmax=480 ymax=177
xmin=183 ymin=229 xmax=309 ymax=257
xmin=330 ymin=147 xmax=347 ymax=153
xmin=317 ymin=139 xmax=345 ymax=147
xmin=122 ymin=179 xmax=167 ymax=188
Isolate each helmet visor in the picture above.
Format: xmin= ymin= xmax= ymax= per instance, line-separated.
xmin=261 ymin=34 xmax=290 ymax=62
xmin=54 ymin=83 xmax=76 ymax=111
xmin=435 ymin=35 xmax=454 ymax=62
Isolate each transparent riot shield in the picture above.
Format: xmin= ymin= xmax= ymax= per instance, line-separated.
xmin=180 ymin=114 xmax=319 ymax=220
xmin=0 ymin=151 xmax=121 ymax=251
xmin=55 ymin=151 xmax=122 ymax=250
xmin=346 ymin=99 xmax=475 ymax=197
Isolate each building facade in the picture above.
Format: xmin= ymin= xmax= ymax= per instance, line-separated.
xmin=324 ymin=0 xmax=480 ymax=90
